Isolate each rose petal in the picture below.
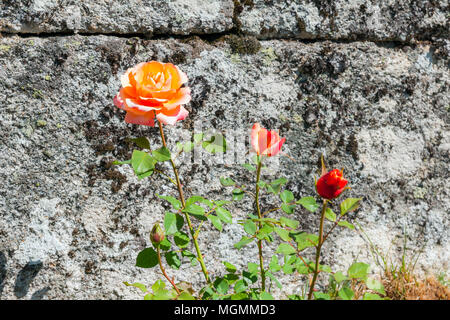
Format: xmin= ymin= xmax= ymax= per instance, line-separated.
xmin=163 ymin=87 xmax=191 ymax=110
xmin=251 ymin=123 xmax=261 ymax=155
xmin=156 ymin=106 xmax=189 ymax=126
xmin=125 ymin=111 xmax=155 ymax=127
xmin=264 ymin=137 xmax=286 ymax=157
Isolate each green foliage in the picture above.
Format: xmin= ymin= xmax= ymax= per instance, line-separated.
xmin=164 ymin=212 xmax=184 ymax=235
xmin=340 ymin=198 xmax=362 ymax=215
xmin=348 ymin=262 xmax=370 ymax=280
xmin=338 ymin=221 xmax=355 ymax=230
xmin=130 ymin=136 xmax=151 ymax=150
xmin=220 ymin=177 xmax=236 ymax=186
xmin=232 ymin=188 xmax=245 ymax=201
xmin=280 ymin=190 xmax=294 ymax=203
xmin=216 ymin=207 xmax=233 ymax=224
xmin=324 ymin=207 xmax=336 ymax=222
xmin=234 ymin=236 xmax=254 ymax=249
xmin=152 ymin=146 xmax=172 ymax=161
xmin=165 ymin=251 xmax=181 ymax=269
xmin=296 ymin=197 xmax=319 ymax=212
xmin=131 ymin=150 xmax=156 ymax=179
xmin=136 ymin=248 xmax=158 ymax=268
xmin=157 ymin=194 xmax=182 ymax=211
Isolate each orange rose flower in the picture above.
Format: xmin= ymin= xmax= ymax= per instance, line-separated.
xmin=113 ymin=61 xmax=191 ymax=126
xmin=316 ymin=169 xmax=348 ymax=200
xmin=251 ymin=123 xmax=286 ymax=157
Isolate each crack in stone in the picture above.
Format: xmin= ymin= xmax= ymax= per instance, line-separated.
xmin=0 ymin=30 xmax=436 ymax=46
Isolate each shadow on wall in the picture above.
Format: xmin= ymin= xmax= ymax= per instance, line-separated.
xmin=0 ymin=252 xmax=50 ymax=300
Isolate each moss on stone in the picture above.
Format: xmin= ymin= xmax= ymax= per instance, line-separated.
xmin=225 ymin=34 xmax=261 ymax=55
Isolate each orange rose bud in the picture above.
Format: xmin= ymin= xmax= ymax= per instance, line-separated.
xmin=251 ymin=123 xmax=286 ymax=157
xmin=114 ymin=61 xmax=191 ymax=126
xmin=150 ymin=223 xmax=165 ymax=246
xmin=316 ymin=169 xmax=348 ymax=200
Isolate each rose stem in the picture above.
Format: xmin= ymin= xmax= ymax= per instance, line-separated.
xmin=307 ymin=199 xmax=328 ymax=300
xmin=157 ymin=246 xmax=181 ymax=294
xmin=158 ymin=123 xmax=211 ymax=285
xmin=255 ymin=158 xmax=266 ymax=292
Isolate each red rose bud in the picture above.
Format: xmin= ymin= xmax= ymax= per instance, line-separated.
xmin=316 ymin=169 xmax=348 ymax=200
xmin=150 ymin=223 xmax=165 ymax=246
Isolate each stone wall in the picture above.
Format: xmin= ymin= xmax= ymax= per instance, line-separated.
xmin=0 ymin=1 xmax=448 ymax=299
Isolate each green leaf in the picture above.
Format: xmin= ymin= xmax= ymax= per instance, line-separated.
xmin=144 ymin=293 xmax=153 ymax=300
xmin=269 ymin=255 xmax=281 ymax=272
xmin=334 ymin=271 xmax=348 ymax=283
xmin=153 ymin=288 xmax=176 ymax=300
xmin=231 ymin=292 xmax=248 ymax=300
xmin=259 ymin=291 xmax=274 ymax=300
xmin=366 ymin=278 xmax=386 ymax=295
xmin=157 ymin=194 xmax=182 ymax=211
xmin=193 ymin=133 xmax=204 ymax=143
xmin=220 ymin=177 xmax=236 ymax=186
xmin=296 ymin=197 xmax=319 ymax=212
xmin=232 ymin=188 xmax=245 ymax=201
xmin=280 ymin=190 xmax=294 ymax=203
xmin=159 ymin=238 xmax=172 ymax=251
xmin=348 ymin=262 xmax=370 ymax=279
xmin=256 ymin=223 xmax=274 ymax=240
xmin=165 ymin=251 xmax=181 ymax=269
xmin=177 ymin=292 xmax=196 ymax=300
xmin=174 ymin=231 xmax=190 ymax=248
xmin=185 ymin=195 xmax=207 ymax=207
xmin=112 ymin=159 xmax=131 ymax=165
xmin=152 ymin=146 xmax=172 ymax=162
xmin=248 ymin=262 xmax=259 ymax=274
xmin=363 ymin=293 xmax=383 ymax=300
xmin=234 ymin=280 xmax=247 ymax=293
xmin=241 ymin=163 xmax=256 ymax=171
xmin=216 ymin=207 xmax=232 ymax=224
xmin=207 ymin=214 xmax=223 ymax=231
xmin=280 ymin=217 xmax=299 ymax=229
xmin=340 ymin=198 xmax=362 ymax=216
xmin=292 ymin=232 xmax=318 ymax=251
xmin=257 ymin=181 xmax=267 ymax=188
xmin=136 ymin=248 xmax=158 ymax=268
xmin=164 ymin=212 xmax=184 ymax=235
xmin=223 ymin=261 xmax=237 ymax=273
xmin=338 ymin=287 xmax=354 ymax=300
xmin=183 ymin=141 xmax=194 ymax=153
xmin=338 ymin=221 xmax=355 ymax=230
xmin=151 ymin=279 xmax=166 ymax=292
xmin=181 ymin=250 xmax=198 ymax=267
xmin=213 ymin=278 xmax=229 ymax=295
xmin=276 ymin=243 xmax=296 ymax=256
xmin=131 ymin=150 xmax=156 ymax=178
xmin=313 ymin=292 xmax=331 ymax=300
xmin=202 ymin=134 xmax=227 ymax=153
xmin=130 ymin=137 xmax=151 ymax=150
xmin=267 ymin=178 xmax=287 ymax=194
xmin=325 ymin=207 xmax=336 ymax=222
xmin=244 ymin=220 xmax=257 ymax=236
xmin=176 ymin=142 xmax=183 ymax=151
xmin=274 ymin=227 xmax=292 ymax=242
xmin=183 ymin=204 xmax=206 ymax=220
xmin=123 ymin=282 xmax=147 ymax=293
xmin=281 ymin=203 xmax=296 ymax=214
xmin=234 ymin=236 xmax=254 ymax=249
